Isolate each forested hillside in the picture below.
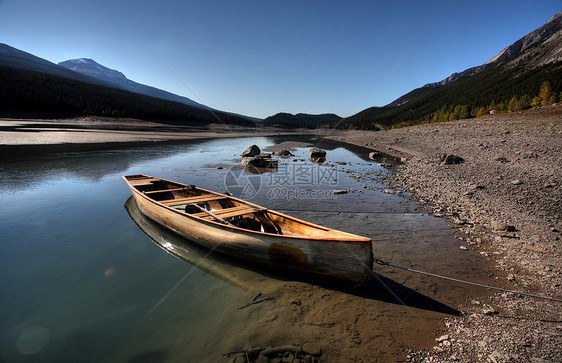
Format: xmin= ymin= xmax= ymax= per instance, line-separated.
xmin=260 ymin=112 xmax=342 ymax=128
xmin=0 ymin=65 xmax=255 ymax=126
xmin=339 ymin=61 xmax=562 ymax=129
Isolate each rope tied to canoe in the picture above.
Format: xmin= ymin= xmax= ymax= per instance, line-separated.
xmin=373 ymin=259 xmax=562 ymax=303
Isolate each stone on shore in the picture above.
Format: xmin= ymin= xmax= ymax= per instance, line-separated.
xmin=490 ymin=221 xmax=516 ymax=232
xmin=241 ymin=154 xmax=278 ymax=169
xmin=309 ymin=148 xmax=326 ymax=158
xmin=369 ymin=151 xmax=382 ymax=159
xmin=241 ymin=145 xmax=261 ymax=157
xmin=302 ymin=342 xmax=322 ymax=356
xmin=440 ymin=153 xmax=465 ymax=164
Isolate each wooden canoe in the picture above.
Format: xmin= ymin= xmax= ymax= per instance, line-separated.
xmin=123 ymin=174 xmax=373 ymax=286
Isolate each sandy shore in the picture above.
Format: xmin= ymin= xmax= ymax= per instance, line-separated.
xmin=326 ymin=105 xmax=562 ymax=362
xmin=0 ymin=116 xmax=294 ymax=157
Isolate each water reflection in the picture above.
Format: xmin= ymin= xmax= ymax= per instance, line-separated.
xmin=124 ymin=196 xmax=270 ymax=294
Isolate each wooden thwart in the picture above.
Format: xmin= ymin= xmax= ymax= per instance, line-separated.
xmin=144 ymin=187 xmax=188 ymax=195
xmin=161 ymin=194 xmax=226 ymax=206
xmin=194 ymin=206 xmax=265 ymax=219
xmin=130 ymin=178 xmax=160 ymax=186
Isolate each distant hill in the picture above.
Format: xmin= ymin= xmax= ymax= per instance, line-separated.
xmin=0 ymin=44 xmax=256 ymax=126
xmin=341 ymin=11 xmax=562 ymax=129
xmin=58 ymin=58 xmax=207 ymax=109
xmin=0 ymin=43 xmax=116 ymax=88
xmin=260 ymin=112 xmax=342 ymax=128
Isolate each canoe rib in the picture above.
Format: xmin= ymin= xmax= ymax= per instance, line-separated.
xmin=123 ymin=174 xmax=373 ymax=286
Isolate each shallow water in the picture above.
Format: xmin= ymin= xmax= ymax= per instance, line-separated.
xmin=0 ymin=135 xmax=495 ymax=362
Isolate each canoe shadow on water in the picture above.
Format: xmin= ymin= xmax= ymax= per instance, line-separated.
xmin=124 ymin=197 xmax=460 ymax=316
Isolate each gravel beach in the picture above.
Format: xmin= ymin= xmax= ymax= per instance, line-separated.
xmin=326 ymin=105 xmax=562 ymax=362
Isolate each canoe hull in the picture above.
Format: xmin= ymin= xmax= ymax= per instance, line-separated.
xmin=126 ymin=176 xmax=373 ymax=286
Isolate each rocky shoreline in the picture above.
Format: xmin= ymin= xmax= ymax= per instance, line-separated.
xmin=326 ymin=106 xmax=562 ymax=362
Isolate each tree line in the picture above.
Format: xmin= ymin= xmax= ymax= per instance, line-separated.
xmin=397 ymin=81 xmax=560 ymax=128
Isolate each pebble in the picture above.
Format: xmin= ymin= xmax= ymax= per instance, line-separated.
xmin=302 ymin=342 xmax=322 ymax=356
xmin=511 ymin=179 xmax=523 ymax=185
xmin=482 ymin=304 xmax=498 ymax=315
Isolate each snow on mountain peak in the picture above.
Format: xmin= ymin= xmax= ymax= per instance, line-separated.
xmin=58 ymin=58 xmax=128 ymax=84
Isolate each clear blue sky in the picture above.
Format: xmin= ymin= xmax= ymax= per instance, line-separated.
xmin=0 ymin=1 xmax=560 ymax=119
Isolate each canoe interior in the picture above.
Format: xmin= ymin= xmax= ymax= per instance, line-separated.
xmin=124 ymin=174 xmax=370 ymax=241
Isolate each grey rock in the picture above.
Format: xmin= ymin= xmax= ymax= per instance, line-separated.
xmin=369 ymin=151 xmax=382 ymax=159
xmin=241 ymin=154 xmax=278 ymax=169
xmin=241 ymin=144 xmax=261 ymax=157
xmin=260 ymin=345 xmax=301 ymax=357
xmin=491 ymin=221 xmax=516 ymax=232
xmin=482 ymin=304 xmax=498 ymax=315
xmin=302 ymin=342 xmax=322 ymax=356
xmin=309 ymin=148 xmax=326 ymax=158
xmin=488 ymin=350 xmax=506 ymax=363
xmin=491 ymin=221 xmax=509 ymax=231
xmin=273 ymin=149 xmax=294 ymax=157
xmin=440 ymin=154 xmax=465 ymax=164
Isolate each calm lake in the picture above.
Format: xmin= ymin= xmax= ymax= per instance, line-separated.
xmin=0 ymin=135 xmax=494 ymax=362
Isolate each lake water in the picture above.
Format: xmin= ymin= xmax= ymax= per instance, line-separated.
xmin=0 ymin=135 xmax=495 ymax=362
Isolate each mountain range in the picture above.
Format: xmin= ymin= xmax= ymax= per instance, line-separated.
xmin=343 ymin=11 xmax=562 ymax=129
xmin=0 ymin=43 xmax=257 ymax=124
xmin=390 ymin=11 xmax=562 ymax=108
xmin=0 ymin=43 xmax=118 ymax=88
xmin=245 ymin=11 xmax=562 ymax=129
xmin=1 ymin=10 xmax=560 ymax=128
xmin=58 ymin=58 xmax=206 ymax=109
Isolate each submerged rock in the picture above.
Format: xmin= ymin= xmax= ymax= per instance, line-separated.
xmin=273 ymin=149 xmax=294 ymax=157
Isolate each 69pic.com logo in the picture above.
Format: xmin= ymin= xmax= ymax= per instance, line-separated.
xmin=223 ymin=163 xmax=339 ymax=201
xmin=223 ymin=166 xmax=262 ymax=199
